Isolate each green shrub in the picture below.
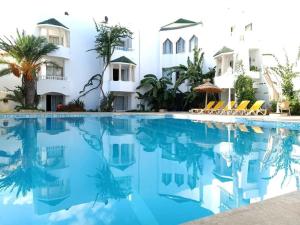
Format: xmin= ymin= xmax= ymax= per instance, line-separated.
xmin=270 ymin=100 xmax=277 ymax=112
xmin=234 ymin=74 xmax=256 ymax=104
xmin=100 ymin=92 xmax=115 ymax=112
xmin=290 ymin=98 xmax=300 ymax=115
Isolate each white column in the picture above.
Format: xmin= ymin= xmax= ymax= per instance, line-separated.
xmin=118 ymin=64 xmax=121 ymax=81
xmin=221 ymin=55 xmax=225 ymax=75
xmin=129 ymin=65 xmax=132 ymax=81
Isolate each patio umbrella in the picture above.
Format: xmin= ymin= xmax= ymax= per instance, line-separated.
xmin=193 ymin=79 xmax=222 ymax=106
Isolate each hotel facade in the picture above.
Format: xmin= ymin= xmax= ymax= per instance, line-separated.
xmin=0 ymin=14 xmax=298 ymax=112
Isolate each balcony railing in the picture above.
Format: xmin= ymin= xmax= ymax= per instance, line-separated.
xmin=39 ymin=75 xmax=66 ymax=80
xmin=115 ymin=46 xmax=133 ymax=51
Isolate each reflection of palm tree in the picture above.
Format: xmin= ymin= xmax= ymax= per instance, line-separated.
xmin=262 ymin=129 xmax=300 ymax=185
xmin=0 ymin=119 xmax=57 ymax=197
xmin=92 ymin=162 xmax=131 ymax=204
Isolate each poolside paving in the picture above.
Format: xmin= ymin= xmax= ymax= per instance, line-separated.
xmin=185 ymin=191 xmax=300 ymax=225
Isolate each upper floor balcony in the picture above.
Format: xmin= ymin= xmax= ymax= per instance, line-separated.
xmin=108 ymin=56 xmax=137 ymax=93
xmin=37 ymin=75 xmax=70 ymax=96
xmin=37 ymin=18 xmax=70 ymax=59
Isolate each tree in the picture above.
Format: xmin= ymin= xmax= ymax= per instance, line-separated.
xmin=165 ymin=48 xmax=215 ymax=109
xmin=79 ymin=20 xmax=132 ymax=108
xmin=234 ymin=74 xmax=256 ymax=104
xmin=0 ymin=30 xmax=58 ymax=108
xmin=136 ymin=74 xmax=173 ymax=111
xmin=270 ymin=54 xmax=299 ymax=101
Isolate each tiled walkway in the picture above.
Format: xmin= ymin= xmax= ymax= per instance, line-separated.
xmin=185 ymin=191 xmax=300 ymax=225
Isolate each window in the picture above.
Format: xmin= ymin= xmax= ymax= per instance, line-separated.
xmin=175 ymin=173 xmax=184 ymax=186
xmin=113 ymin=69 xmax=119 ymax=81
xmin=46 ymin=64 xmax=63 ymax=78
xmin=230 ymin=26 xmax=235 ymax=36
xmin=49 ymin=35 xmax=63 ymax=45
xmin=121 ymin=69 xmax=129 ymax=81
xmin=245 ymin=23 xmax=252 ymax=31
xmin=162 ymin=173 xmax=172 ymax=186
xmin=163 ymin=39 xmax=173 ymax=54
xmin=117 ymin=38 xmax=132 ymax=51
xmin=176 ymin=38 xmax=185 ymax=53
xmin=189 ymin=35 xmax=198 ymax=52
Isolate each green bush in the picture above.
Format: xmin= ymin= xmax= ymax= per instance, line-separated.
xmin=234 ymin=74 xmax=256 ymax=104
xmin=290 ymin=98 xmax=300 ymax=115
xmin=270 ymin=100 xmax=277 ymax=112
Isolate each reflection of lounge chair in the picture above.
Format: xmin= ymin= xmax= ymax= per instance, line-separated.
xmin=238 ymin=124 xmax=249 ymax=132
xmin=218 ymin=101 xmax=235 ymax=115
xmin=214 ymin=122 xmax=226 ymax=130
xmin=205 ymin=121 xmax=215 ymax=129
xmin=229 ymin=100 xmax=250 ymax=115
xmin=252 ymin=126 xmax=264 ymax=134
xmin=207 ymin=101 xmax=224 ymax=114
xmin=189 ymin=101 xmax=215 ymax=113
xmin=246 ymin=100 xmax=267 ymax=115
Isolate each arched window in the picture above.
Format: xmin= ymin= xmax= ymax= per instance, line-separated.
xmin=189 ymin=35 xmax=198 ymax=52
xmin=176 ymin=38 xmax=185 ymax=53
xmin=163 ymin=39 xmax=173 ymax=54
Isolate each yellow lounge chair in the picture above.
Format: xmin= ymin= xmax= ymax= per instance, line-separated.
xmin=189 ymin=101 xmax=215 ymax=113
xmin=246 ymin=100 xmax=267 ymax=115
xmin=218 ymin=101 xmax=236 ymax=115
xmin=230 ymin=100 xmax=250 ymax=115
xmin=207 ymin=101 xmax=224 ymax=114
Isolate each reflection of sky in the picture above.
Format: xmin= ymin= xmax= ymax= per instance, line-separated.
xmin=0 ymin=117 xmax=300 ymax=224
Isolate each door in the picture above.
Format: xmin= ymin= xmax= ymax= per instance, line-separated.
xmin=114 ymin=96 xmax=128 ymax=111
xmin=46 ymin=95 xmax=64 ymax=111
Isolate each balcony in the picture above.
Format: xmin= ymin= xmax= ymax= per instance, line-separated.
xmin=214 ymin=72 xmax=235 ymax=89
xmin=37 ymin=75 xmax=70 ymax=95
xmin=248 ymin=71 xmax=260 ymax=80
xmin=115 ymin=46 xmax=133 ymax=51
xmin=47 ymin=46 xmax=70 ymax=59
xmin=109 ymin=81 xmax=136 ymax=93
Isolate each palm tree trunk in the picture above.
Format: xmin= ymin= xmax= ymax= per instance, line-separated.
xmin=24 ymin=79 xmax=37 ymax=108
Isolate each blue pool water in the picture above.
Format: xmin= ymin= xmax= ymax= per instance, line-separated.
xmin=0 ymin=116 xmax=300 ymax=225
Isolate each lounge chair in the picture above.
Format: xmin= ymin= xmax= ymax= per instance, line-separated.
xmin=229 ymin=100 xmax=250 ymax=115
xmin=245 ymin=100 xmax=267 ymax=115
xmin=189 ymin=101 xmax=215 ymax=113
xmin=207 ymin=101 xmax=224 ymax=114
xmin=218 ymin=101 xmax=236 ymax=115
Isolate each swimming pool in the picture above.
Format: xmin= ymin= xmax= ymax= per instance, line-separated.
xmin=0 ymin=115 xmax=299 ymax=225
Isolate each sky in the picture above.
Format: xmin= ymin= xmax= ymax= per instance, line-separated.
xmin=0 ymin=0 xmax=300 ymax=59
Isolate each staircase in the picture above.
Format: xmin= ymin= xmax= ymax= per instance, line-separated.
xmin=262 ymin=68 xmax=281 ymax=101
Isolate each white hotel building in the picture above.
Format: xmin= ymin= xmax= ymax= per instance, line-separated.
xmin=0 ymin=14 xmax=297 ymax=112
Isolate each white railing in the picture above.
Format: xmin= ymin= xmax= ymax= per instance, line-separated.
xmin=39 ymin=75 xmax=66 ymax=80
xmin=115 ymin=46 xmax=133 ymax=51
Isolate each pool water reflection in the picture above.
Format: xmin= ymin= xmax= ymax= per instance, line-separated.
xmin=0 ymin=117 xmax=300 ymax=225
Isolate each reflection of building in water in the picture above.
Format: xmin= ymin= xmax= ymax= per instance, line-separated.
xmin=38 ymin=118 xmax=67 ymax=135
xmin=37 ymin=146 xmax=67 ymax=169
xmin=209 ymin=127 xmax=271 ymax=213
xmin=0 ymin=119 xmax=22 ymax=176
xmin=36 ymin=179 xmax=71 ymax=206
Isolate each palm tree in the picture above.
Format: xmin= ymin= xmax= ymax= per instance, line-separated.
xmin=0 ymin=30 xmax=58 ymax=108
xmin=79 ymin=20 xmax=132 ymax=104
xmin=165 ymin=48 xmax=215 ymax=109
xmin=136 ymin=74 xmax=173 ymax=111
